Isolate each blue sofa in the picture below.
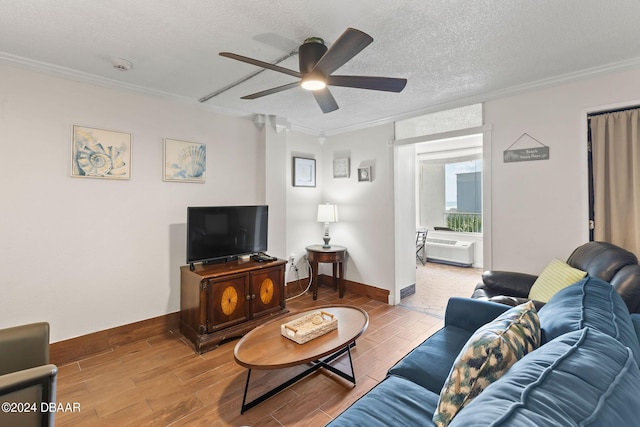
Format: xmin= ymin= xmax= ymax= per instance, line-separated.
xmin=327 ymin=277 xmax=640 ymax=426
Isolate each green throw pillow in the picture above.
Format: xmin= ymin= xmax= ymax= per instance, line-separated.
xmin=528 ymin=259 xmax=586 ymax=303
xmin=432 ymin=301 xmax=541 ymax=427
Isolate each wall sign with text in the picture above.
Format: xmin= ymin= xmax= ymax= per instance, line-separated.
xmin=504 ymin=133 xmax=550 ymax=163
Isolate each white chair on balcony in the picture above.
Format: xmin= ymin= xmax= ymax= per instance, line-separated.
xmin=416 ymin=229 xmax=428 ymax=265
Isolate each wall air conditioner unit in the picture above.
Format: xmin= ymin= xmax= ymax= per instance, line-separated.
xmin=425 ymin=238 xmax=474 ymax=267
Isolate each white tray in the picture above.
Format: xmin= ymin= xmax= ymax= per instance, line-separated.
xmin=280 ymin=310 xmax=338 ymax=344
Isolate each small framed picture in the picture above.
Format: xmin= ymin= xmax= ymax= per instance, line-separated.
xmin=163 ymin=138 xmax=206 ymax=183
xmin=72 ymin=125 xmax=131 ymax=179
xmin=358 ymin=166 xmax=372 ymax=182
xmin=293 ymin=157 xmax=316 ymax=187
xmin=333 ymin=158 xmax=350 ymax=178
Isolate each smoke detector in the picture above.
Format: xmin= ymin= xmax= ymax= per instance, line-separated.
xmin=112 ymin=57 xmax=133 ymax=71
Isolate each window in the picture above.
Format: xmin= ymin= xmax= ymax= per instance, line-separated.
xmin=445 ymin=160 xmax=482 ymax=232
xmin=416 ymin=134 xmax=482 ymax=233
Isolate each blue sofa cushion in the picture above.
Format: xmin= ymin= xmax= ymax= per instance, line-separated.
xmin=538 ymin=276 xmax=640 ymax=364
xmin=387 ymin=326 xmax=474 ymax=394
xmin=326 ymin=375 xmax=439 ymax=427
xmin=449 ymin=328 xmax=640 ymax=426
xmin=433 ymin=301 xmax=540 ymax=427
xmin=388 ymin=298 xmax=511 ymax=394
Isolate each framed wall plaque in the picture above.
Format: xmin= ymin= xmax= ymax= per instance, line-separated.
xmin=293 ymin=157 xmax=316 ymax=187
xmin=358 ymin=166 xmax=372 ymax=182
xmin=333 ymin=158 xmax=350 ymax=178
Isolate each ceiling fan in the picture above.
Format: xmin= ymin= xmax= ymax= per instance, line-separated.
xmin=219 ymin=27 xmax=407 ymax=113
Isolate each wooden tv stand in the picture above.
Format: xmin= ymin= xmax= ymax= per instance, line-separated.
xmin=180 ymin=258 xmax=288 ymax=353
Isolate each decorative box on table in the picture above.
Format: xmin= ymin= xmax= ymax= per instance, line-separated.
xmin=281 ymin=310 xmax=338 ymax=344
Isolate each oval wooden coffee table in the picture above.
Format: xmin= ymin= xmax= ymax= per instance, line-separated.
xmin=234 ymin=305 xmax=369 ymax=413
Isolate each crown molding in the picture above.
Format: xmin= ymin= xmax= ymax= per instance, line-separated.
xmin=0 ymin=52 xmax=186 ymax=99
xmin=319 ymin=55 xmax=640 ymax=138
xmin=2 ymin=51 xmax=640 ymax=139
xmin=0 ymin=51 xmax=253 ymax=119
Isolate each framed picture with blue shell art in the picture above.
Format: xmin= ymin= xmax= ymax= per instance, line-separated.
xmin=163 ymin=138 xmax=206 ymax=183
xmin=72 ymin=125 xmax=131 ymax=179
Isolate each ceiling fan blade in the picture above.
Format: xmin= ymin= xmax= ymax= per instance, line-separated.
xmin=327 ymin=75 xmax=407 ymax=92
xmin=219 ymin=52 xmax=301 ymax=78
xmin=241 ymin=82 xmax=300 ymax=99
xmin=312 ymin=88 xmax=339 ymax=113
xmin=313 ymin=28 xmax=373 ymax=76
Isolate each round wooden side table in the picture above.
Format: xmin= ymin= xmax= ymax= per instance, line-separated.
xmin=305 ymin=245 xmax=348 ymax=300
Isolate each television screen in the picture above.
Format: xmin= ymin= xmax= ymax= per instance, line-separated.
xmin=187 ymin=205 xmax=268 ymax=264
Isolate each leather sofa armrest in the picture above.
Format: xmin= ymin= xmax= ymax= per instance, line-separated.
xmin=0 ymin=323 xmax=50 ymax=375
xmin=611 ymin=265 xmax=640 ymax=314
xmin=445 ymin=297 xmax=511 ymax=332
xmin=481 ymin=271 xmax=539 ymax=298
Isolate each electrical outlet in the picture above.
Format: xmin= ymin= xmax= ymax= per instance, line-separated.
xmin=289 ymin=254 xmax=295 ymax=264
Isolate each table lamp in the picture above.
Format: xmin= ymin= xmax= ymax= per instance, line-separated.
xmin=317 ymin=203 xmax=339 ymax=248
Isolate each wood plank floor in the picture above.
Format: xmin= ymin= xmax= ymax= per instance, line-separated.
xmin=55 ymin=285 xmax=444 ymax=426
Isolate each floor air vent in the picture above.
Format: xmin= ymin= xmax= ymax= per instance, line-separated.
xmin=425 ymin=238 xmax=474 ymax=267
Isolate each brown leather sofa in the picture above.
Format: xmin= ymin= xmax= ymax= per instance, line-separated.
xmin=0 ymin=322 xmax=57 ymax=427
xmin=472 ymin=241 xmax=640 ymax=314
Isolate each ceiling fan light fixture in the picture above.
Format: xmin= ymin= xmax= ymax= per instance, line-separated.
xmin=301 ymin=78 xmax=327 ymax=91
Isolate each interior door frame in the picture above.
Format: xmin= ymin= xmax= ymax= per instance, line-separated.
xmin=392 ymin=124 xmax=492 ymax=305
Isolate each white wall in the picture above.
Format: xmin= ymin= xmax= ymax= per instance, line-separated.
xmin=486 ymin=67 xmax=640 ymax=274
xmin=285 ymin=131 xmax=324 ymax=284
xmin=284 ymin=125 xmax=402 ymax=298
xmin=321 ymin=124 xmax=397 ymax=293
xmin=6 ymin=61 xmax=640 ymax=342
xmin=394 ymin=143 xmax=417 ymax=304
xmin=264 ymin=119 xmax=288 ymax=260
xmin=0 ymin=65 xmax=262 ymax=342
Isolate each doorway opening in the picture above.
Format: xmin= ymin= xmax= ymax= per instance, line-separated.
xmin=402 ymin=134 xmax=483 ymax=317
xmin=393 ymin=104 xmax=488 ymax=317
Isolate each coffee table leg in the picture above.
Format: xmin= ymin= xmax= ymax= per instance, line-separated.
xmin=240 ymin=369 xmax=252 ymax=414
xmin=239 ymin=342 xmax=357 ymax=413
xmin=319 ymin=342 xmax=356 ymax=384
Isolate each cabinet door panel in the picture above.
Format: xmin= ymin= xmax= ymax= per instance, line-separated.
xmin=208 ymin=274 xmax=249 ymax=332
xmin=250 ymin=266 xmax=284 ymax=318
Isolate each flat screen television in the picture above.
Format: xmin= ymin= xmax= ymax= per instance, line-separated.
xmin=187 ymin=205 xmax=268 ymax=265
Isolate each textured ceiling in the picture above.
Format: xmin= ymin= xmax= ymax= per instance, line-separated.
xmin=1 ymin=0 xmax=640 ymax=135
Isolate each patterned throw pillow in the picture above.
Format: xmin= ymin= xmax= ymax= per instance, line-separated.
xmin=432 ymin=301 xmax=541 ymax=427
xmin=528 ymin=259 xmax=586 ymax=302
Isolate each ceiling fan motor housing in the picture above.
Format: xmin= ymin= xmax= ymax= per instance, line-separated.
xmin=299 ymin=38 xmax=327 ymax=74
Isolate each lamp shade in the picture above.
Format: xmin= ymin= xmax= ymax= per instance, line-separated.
xmin=317 ymin=204 xmax=338 ymax=223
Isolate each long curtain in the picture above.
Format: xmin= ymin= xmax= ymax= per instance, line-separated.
xmin=590 ymin=108 xmax=640 ymax=257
